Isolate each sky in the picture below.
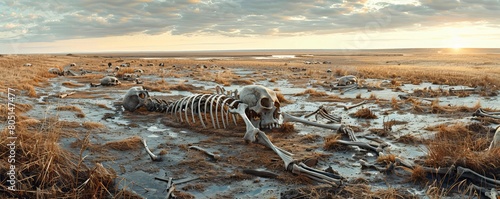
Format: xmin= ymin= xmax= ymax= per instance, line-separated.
xmin=1 ymin=0 xmax=500 ymax=54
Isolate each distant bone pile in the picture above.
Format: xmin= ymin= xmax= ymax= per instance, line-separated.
xmin=330 ymin=75 xmax=358 ymax=92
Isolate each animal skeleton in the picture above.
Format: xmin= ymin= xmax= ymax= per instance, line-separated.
xmin=330 ymin=75 xmax=358 ymax=92
xmin=122 ymin=85 xmax=354 ymax=185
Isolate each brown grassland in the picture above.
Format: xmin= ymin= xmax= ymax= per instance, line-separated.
xmin=0 ymin=50 xmax=499 ymax=198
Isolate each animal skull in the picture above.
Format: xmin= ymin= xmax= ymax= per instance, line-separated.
xmin=238 ymin=85 xmax=281 ymax=129
xmin=101 ymin=76 xmax=121 ymax=86
xmin=337 ymin=75 xmax=357 ymax=86
xmin=48 ymin=68 xmax=62 ymax=75
xmin=122 ymin=73 xmax=133 ymax=80
xmin=123 ymin=86 xmax=150 ymax=112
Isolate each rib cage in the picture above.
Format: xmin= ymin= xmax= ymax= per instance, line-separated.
xmin=144 ymin=94 xmax=243 ymax=129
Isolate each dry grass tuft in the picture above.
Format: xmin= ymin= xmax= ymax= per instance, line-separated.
xmin=82 ymin=121 xmax=105 ymax=129
xmin=424 ymin=123 xmax=499 ymax=177
xmin=397 ymin=134 xmax=423 ymax=144
xmin=297 ymin=88 xmax=329 ymax=97
xmin=22 ymin=83 xmax=37 ymax=97
xmin=56 ymin=105 xmax=82 ymax=112
xmin=169 ymin=83 xmax=200 ymax=92
xmin=276 ymin=92 xmax=291 ymax=104
xmin=105 ymin=136 xmax=142 ymax=151
xmin=279 ymin=122 xmax=296 ymax=134
xmin=56 ymin=105 xmax=85 ymax=118
xmin=323 ymin=134 xmax=348 ymax=151
xmin=353 ymin=108 xmax=378 ymax=119
xmin=0 ymin=120 xmax=120 ymax=198
xmin=409 ymin=165 xmax=427 ymax=183
xmin=62 ymin=81 xmax=86 ymax=87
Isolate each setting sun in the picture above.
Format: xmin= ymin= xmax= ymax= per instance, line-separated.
xmin=451 ymin=35 xmax=463 ymax=50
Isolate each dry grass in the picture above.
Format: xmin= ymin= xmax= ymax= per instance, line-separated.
xmin=296 ymin=88 xmax=329 ymax=97
xmin=0 ymin=119 xmax=120 ymax=198
xmin=323 ymin=134 xmax=349 ymax=151
xmin=275 ymin=91 xmax=291 ymax=104
xmin=353 ymin=108 xmax=378 ymax=119
xmin=424 ymin=123 xmax=499 ymax=177
xmin=104 ymin=136 xmax=142 ymax=151
xmin=82 ymin=121 xmax=106 ymax=129
xmin=409 ymin=165 xmax=427 ymax=183
xmin=62 ymin=81 xmax=86 ymax=87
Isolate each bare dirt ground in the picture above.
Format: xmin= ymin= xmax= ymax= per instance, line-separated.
xmin=1 ymin=49 xmax=499 ymax=198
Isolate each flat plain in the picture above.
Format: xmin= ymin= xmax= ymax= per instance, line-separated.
xmin=1 ymin=48 xmax=499 ymax=198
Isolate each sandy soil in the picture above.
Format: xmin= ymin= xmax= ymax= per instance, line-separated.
xmin=1 ymin=49 xmax=499 ymax=198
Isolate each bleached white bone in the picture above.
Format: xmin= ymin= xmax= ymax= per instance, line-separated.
xmin=291 ymin=162 xmax=341 ymax=186
xmin=209 ymin=94 xmax=220 ymax=128
xmin=197 ymin=94 xmax=211 ymax=128
xmin=215 ymin=95 xmax=225 ymax=129
xmin=339 ymin=100 xmax=367 ymax=110
xmin=473 ymin=108 xmax=500 ymax=119
xmin=142 ymin=138 xmax=161 ymax=161
xmin=221 ymin=98 xmax=233 ymax=129
xmin=230 ymin=103 xmax=259 ymax=143
xmin=282 ymin=112 xmax=342 ymax=131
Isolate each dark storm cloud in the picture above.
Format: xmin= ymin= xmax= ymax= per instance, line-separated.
xmin=1 ymin=0 xmax=499 ymax=42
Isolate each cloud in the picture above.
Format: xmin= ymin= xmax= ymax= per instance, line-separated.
xmin=0 ymin=0 xmax=499 ymax=43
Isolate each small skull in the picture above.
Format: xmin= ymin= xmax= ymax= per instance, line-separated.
xmin=122 ymin=73 xmax=133 ymax=80
xmin=123 ymin=86 xmax=149 ymax=112
xmin=238 ymin=85 xmax=281 ymax=129
xmin=337 ymin=75 xmax=357 ymax=86
xmin=101 ymin=76 xmax=121 ymax=86
xmin=48 ymin=68 xmax=62 ymax=75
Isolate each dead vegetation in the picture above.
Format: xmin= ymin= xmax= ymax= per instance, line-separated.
xmin=353 ymin=108 xmax=378 ymax=119
xmin=104 ymin=136 xmax=143 ymax=151
xmin=424 ymin=123 xmax=498 ymax=174
xmin=0 ymin=118 xmax=126 ymax=198
xmin=296 ymin=88 xmax=329 ymax=97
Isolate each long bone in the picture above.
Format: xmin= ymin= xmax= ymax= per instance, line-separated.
xmin=283 ymin=112 xmax=357 ymax=141
xmin=449 ymin=87 xmax=482 ymax=92
xmin=142 ymin=138 xmax=162 ymax=161
xmin=230 ymin=103 xmax=342 ymax=185
xmin=339 ymin=100 xmax=367 ymax=110
xmin=473 ymin=108 xmax=500 ymax=119
xmin=457 ymin=166 xmax=500 ymax=186
xmin=283 ymin=112 xmax=342 ymax=131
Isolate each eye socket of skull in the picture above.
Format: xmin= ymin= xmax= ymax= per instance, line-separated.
xmin=260 ymin=97 xmax=272 ymax=108
xmin=138 ymin=92 xmax=146 ymax=99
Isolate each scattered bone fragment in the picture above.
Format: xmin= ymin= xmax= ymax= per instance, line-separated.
xmin=188 ymin=146 xmax=221 ymax=161
xmin=242 ymin=169 xmax=278 ymax=178
xmin=339 ymin=100 xmax=367 ymax=110
xmin=59 ymin=92 xmax=76 ymax=98
xmin=142 ymin=138 xmax=162 ymax=161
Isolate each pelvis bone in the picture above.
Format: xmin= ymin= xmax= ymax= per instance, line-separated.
xmin=238 ymin=85 xmax=281 ymax=129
